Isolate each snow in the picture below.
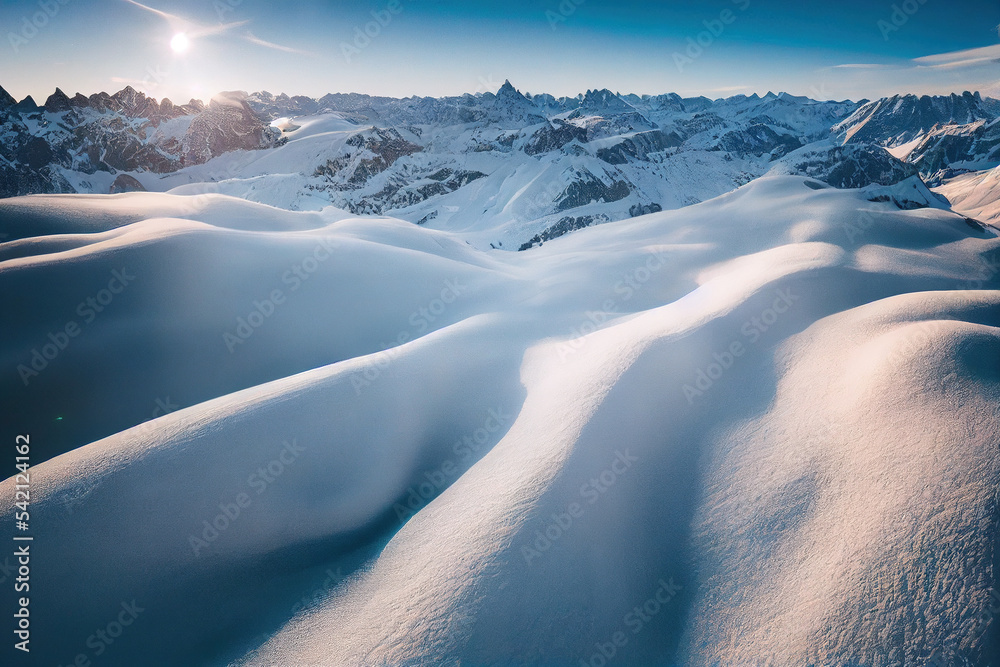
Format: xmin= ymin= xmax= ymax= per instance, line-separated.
xmin=1 ymin=174 xmax=999 ymax=666
xmin=886 ymin=136 xmax=924 ymax=160
xmin=21 ymin=90 xmax=856 ymax=252
xmin=934 ymin=166 xmax=1000 ymax=224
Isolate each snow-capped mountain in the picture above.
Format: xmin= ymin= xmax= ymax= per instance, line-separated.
xmin=2 ymin=82 xmax=999 ymax=243
xmin=832 ymin=91 xmax=992 ymax=146
xmin=0 ymin=84 xmax=279 ymax=198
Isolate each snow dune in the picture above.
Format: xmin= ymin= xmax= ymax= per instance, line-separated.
xmin=1 ymin=176 xmax=998 ymax=666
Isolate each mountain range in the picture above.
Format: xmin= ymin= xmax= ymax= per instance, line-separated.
xmin=1 ymin=81 xmax=998 ymax=249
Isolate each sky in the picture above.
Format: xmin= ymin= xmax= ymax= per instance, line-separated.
xmin=0 ymin=0 xmax=997 ymax=104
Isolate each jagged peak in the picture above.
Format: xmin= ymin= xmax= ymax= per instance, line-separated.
xmin=0 ymin=84 xmax=15 ymax=108
xmin=44 ymin=87 xmax=72 ymax=112
xmin=112 ymin=85 xmax=140 ymax=98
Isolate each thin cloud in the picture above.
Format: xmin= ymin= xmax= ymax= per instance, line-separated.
xmin=120 ymin=0 xmax=179 ymax=22
xmin=912 ymin=44 xmax=1000 ymax=68
xmin=833 ymin=45 xmax=1000 ymax=73
xmin=190 ymin=20 xmax=250 ymax=38
xmin=832 ymin=63 xmax=893 ymax=70
xmin=243 ymin=32 xmax=313 ymax=56
xmin=819 ymin=43 xmax=1000 ymax=101
xmin=120 ymin=0 xmax=248 ymax=39
xmin=121 ymin=0 xmax=309 ymax=57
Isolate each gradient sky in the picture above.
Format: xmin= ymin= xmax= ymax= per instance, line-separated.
xmin=1 ymin=0 xmax=997 ymax=104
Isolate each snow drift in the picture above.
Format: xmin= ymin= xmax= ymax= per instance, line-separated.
xmin=1 ymin=175 xmax=999 ymax=666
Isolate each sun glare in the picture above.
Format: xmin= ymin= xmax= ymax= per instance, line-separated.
xmin=170 ymin=32 xmax=190 ymax=54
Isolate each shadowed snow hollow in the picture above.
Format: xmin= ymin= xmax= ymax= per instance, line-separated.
xmin=1 ymin=175 xmax=998 ymax=666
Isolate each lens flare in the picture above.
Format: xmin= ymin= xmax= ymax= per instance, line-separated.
xmin=170 ymin=32 xmax=190 ymax=54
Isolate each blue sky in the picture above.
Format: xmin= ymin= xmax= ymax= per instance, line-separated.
xmin=0 ymin=0 xmax=997 ymax=103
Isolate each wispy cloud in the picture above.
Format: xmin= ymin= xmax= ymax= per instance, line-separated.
xmin=120 ymin=0 xmax=298 ymax=54
xmin=122 ymin=0 xmax=246 ymax=35
xmin=831 ymin=63 xmax=894 ymax=70
xmin=818 ymin=43 xmax=1000 ymax=100
xmin=243 ymin=31 xmax=313 ymax=56
xmin=833 ymin=44 xmax=1000 ymax=72
xmin=912 ymin=44 xmax=1000 ymax=69
xmin=121 ymin=0 xmax=178 ymax=22
xmin=192 ymin=21 xmax=250 ymax=38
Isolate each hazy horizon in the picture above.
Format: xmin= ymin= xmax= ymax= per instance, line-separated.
xmin=1 ymin=0 xmax=998 ymax=103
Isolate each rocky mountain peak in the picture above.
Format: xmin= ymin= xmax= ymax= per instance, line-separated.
xmin=44 ymin=87 xmax=72 ymax=112
xmin=0 ymin=85 xmax=15 ymax=109
xmin=580 ymin=88 xmax=634 ymax=114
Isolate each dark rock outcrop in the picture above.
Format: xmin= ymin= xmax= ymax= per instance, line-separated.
xmin=109 ymin=174 xmax=147 ymax=193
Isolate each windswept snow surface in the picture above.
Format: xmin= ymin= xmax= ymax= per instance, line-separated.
xmin=935 ymin=166 xmax=1000 ymax=225
xmin=2 ymin=176 xmax=1000 ymax=666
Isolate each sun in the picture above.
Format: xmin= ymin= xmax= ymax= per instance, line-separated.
xmin=170 ymin=32 xmax=190 ymax=54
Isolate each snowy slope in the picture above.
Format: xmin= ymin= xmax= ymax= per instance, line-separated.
xmin=2 ymin=175 xmax=999 ymax=666
xmin=935 ymin=166 xmax=1000 ymax=224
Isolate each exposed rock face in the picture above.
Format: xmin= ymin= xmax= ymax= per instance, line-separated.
xmin=0 ymin=85 xmax=15 ymax=109
xmin=629 ymin=202 xmax=663 ymax=217
xmin=833 ymin=92 xmax=991 ymax=146
xmin=313 ymin=131 xmax=483 ymax=216
xmin=597 ymin=130 xmax=683 ymax=164
xmin=770 ymin=143 xmax=919 ymax=188
xmin=518 ymin=214 xmax=611 ymax=250
xmin=109 ymin=174 xmax=146 ymax=193
xmin=182 ymin=93 xmax=282 ymax=165
xmin=315 ymin=127 xmax=422 ymax=195
xmin=489 ymin=80 xmax=547 ymax=126
xmin=0 ymin=85 xmax=280 ymax=198
xmin=43 ymin=87 xmax=72 ymax=112
xmin=556 ymin=171 xmax=631 ymax=210
xmin=714 ymin=123 xmax=801 ymax=157
xmin=905 ymin=119 xmax=1000 ymax=178
xmin=524 ymin=120 xmax=591 ymax=155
